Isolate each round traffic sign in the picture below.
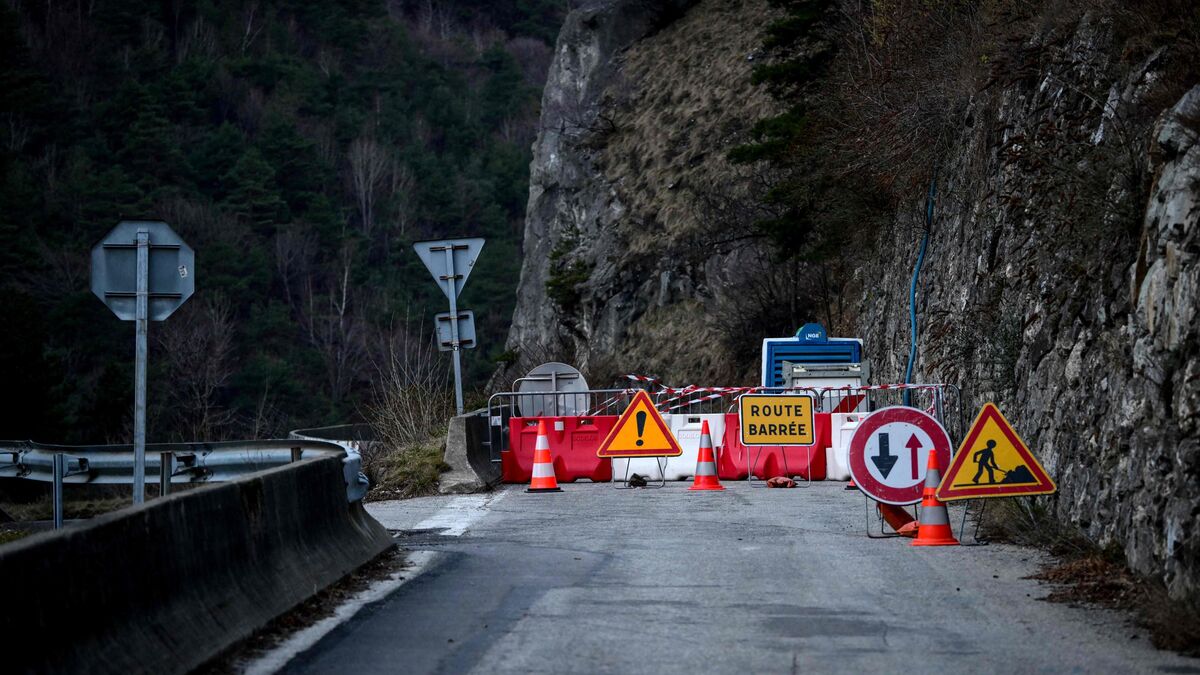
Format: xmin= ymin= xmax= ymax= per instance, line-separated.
xmin=848 ymin=406 xmax=952 ymax=505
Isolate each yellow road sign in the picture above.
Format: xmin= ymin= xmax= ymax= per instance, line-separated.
xmin=738 ymin=394 xmax=815 ymax=446
xmin=596 ymin=390 xmax=683 ymax=458
xmin=937 ymin=403 xmax=1056 ymax=501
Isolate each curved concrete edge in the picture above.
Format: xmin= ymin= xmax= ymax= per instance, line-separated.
xmin=0 ymin=455 xmax=394 ymax=675
xmin=440 ymin=413 xmax=500 ymax=494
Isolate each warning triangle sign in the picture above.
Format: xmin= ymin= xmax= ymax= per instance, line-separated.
xmin=596 ymin=390 xmax=683 ymax=458
xmin=937 ymin=403 xmax=1056 ymax=501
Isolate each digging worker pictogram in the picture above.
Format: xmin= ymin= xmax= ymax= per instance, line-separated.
xmin=972 ymin=439 xmax=1003 ymax=484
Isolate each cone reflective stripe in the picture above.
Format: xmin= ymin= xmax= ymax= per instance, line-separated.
xmin=912 ymin=447 xmax=959 ymax=546
xmin=526 ymin=420 xmax=562 ymax=493
xmin=689 ymin=420 xmax=725 ymax=491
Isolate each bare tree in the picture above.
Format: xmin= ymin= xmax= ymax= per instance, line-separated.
xmin=239 ymin=1 xmax=263 ymax=55
xmin=367 ymin=322 xmax=453 ymax=471
xmin=274 ymin=225 xmax=315 ymax=311
xmin=347 ymin=136 xmax=390 ymax=239
xmin=157 ymin=297 xmax=237 ymax=441
xmin=302 ymin=244 xmax=368 ymax=406
xmin=389 ymin=161 xmax=416 ymax=242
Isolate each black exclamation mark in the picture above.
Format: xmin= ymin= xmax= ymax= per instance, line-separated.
xmin=635 ymin=411 xmax=646 ymax=446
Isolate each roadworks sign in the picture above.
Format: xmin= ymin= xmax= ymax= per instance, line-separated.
xmin=596 ymin=390 xmax=683 ymax=458
xmin=937 ymin=403 xmax=1056 ymax=501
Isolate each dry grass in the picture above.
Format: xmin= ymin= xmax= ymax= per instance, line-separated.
xmin=366 ymin=440 xmax=450 ymax=501
xmin=365 ymin=330 xmax=455 ymax=497
xmin=0 ymin=529 xmax=31 ymax=545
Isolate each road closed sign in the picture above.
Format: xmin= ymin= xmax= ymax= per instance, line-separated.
xmin=738 ymin=394 xmax=815 ymax=446
xmin=848 ymin=406 xmax=952 ymax=505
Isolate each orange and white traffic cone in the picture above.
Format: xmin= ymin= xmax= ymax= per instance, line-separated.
xmin=845 ymin=478 xmax=859 ymax=491
xmin=912 ymin=448 xmax=958 ymax=546
xmin=526 ymin=420 xmax=562 ymax=493
xmin=688 ymin=420 xmax=725 ymax=491
xmin=878 ymin=503 xmax=918 ymax=537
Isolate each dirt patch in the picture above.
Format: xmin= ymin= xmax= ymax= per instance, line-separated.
xmin=197 ymin=545 xmax=407 ymax=673
xmin=1029 ymin=554 xmax=1141 ymax=608
xmin=985 ymin=498 xmax=1200 ymax=658
xmin=1029 ymin=553 xmax=1200 ymax=657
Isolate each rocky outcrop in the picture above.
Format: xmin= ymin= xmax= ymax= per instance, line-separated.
xmin=504 ymin=0 xmax=781 ymax=384
xmin=508 ymin=3 xmax=1200 ymax=599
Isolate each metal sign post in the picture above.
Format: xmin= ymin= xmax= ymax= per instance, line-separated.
xmin=413 ymin=238 xmax=484 ymax=416
xmin=92 ymin=221 xmax=194 ymax=504
xmin=133 ymin=229 xmax=149 ymax=504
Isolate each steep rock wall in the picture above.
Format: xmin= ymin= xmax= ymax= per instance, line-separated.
xmin=860 ymin=22 xmax=1200 ymax=597
xmin=504 ymin=0 xmax=781 ymax=384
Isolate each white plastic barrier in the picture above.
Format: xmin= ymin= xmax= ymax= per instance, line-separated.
xmin=611 ymin=414 xmax=726 ymax=481
xmin=825 ymin=412 xmax=864 ymax=481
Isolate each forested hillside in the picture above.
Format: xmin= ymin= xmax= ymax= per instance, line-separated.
xmin=0 ymin=0 xmax=563 ymax=443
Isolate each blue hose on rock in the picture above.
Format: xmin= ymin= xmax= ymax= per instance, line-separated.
xmin=903 ymin=178 xmax=936 ymax=407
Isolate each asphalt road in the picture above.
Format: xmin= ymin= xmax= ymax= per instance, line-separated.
xmin=279 ymin=483 xmax=1198 ymax=674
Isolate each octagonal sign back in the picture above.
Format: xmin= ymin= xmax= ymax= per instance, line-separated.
xmin=91 ymin=220 xmax=195 ymax=321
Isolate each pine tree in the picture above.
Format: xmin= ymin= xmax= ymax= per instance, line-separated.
xmin=222 ymin=148 xmax=289 ymax=233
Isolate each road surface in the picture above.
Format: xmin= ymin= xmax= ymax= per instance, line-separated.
xmin=277 ymin=483 xmax=1198 ymax=674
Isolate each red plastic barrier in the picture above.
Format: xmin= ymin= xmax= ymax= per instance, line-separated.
xmin=502 ymin=416 xmax=616 ymax=483
xmin=718 ymin=412 xmax=831 ymax=480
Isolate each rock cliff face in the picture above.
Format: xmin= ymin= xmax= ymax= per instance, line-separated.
xmin=506 ymin=2 xmax=1200 ymax=598
xmin=505 ymin=0 xmax=783 ymax=383
xmin=858 ymin=23 xmax=1200 ymax=599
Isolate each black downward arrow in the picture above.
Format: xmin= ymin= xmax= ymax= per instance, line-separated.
xmin=871 ymin=432 xmax=898 ymax=478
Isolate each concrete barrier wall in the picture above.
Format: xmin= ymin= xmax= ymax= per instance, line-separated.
xmin=440 ymin=412 xmax=501 ymax=494
xmin=0 ymin=455 xmax=394 ymax=674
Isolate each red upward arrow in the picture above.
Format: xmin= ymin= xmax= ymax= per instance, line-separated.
xmin=906 ymin=434 xmax=923 ymax=480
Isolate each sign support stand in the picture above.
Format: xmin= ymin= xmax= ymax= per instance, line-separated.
xmin=133 ymin=228 xmax=149 ymax=505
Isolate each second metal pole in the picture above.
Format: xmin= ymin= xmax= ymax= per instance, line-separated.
xmin=133 ymin=229 xmax=149 ymax=505
xmin=52 ymin=454 xmax=65 ymax=529
xmin=443 ymin=246 xmax=464 ymax=416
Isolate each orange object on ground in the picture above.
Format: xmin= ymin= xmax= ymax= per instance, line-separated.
xmin=526 ymin=420 xmax=563 ymax=493
xmin=911 ymin=448 xmax=959 ymax=546
xmin=766 ymin=477 xmax=796 ymax=488
xmin=688 ymin=420 xmax=725 ymax=491
xmin=845 ymin=478 xmax=858 ymax=491
xmin=877 ymin=503 xmax=918 ymax=537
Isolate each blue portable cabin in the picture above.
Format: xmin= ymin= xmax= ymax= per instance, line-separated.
xmin=760 ymin=323 xmax=864 ymax=388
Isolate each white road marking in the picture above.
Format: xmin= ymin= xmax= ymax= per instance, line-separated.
xmin=413 ymin=490 xmax=507 ymax=536
xmin=240 ymin=550 xmax=439 ymax=675
xmin=240 ymin=490 xmax=506 ymax=673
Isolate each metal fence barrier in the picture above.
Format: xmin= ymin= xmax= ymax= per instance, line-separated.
xmin=0 ymin=438 xmax=370 ymax=527
xmin=485 ymin=382 xmax=964 ymax=464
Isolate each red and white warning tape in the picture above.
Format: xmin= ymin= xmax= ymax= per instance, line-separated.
xmin=607 ymin=375 xmax=950 ymax=414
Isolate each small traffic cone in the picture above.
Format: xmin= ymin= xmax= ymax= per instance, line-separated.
xmin=845 ymin=478 xmax=859 ymax=491
xmin=526 ymin=420 xmax=562 ymax=493
xmin=878 ymin=503 xmax=918 ymax=538
xmin=688 ymin=420 xmax=725 ymax=491
xmin=912 ymin=448 xmax=959 ymax=546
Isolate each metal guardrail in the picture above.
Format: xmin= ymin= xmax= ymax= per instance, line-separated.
xmin=0 ymin=438 xmax=370 ymax=503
